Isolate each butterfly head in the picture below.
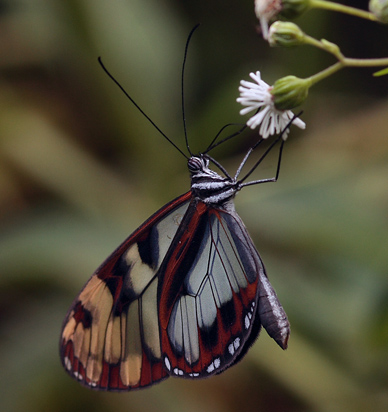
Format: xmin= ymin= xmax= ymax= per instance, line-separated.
xmin=187 ymin=155 xmax=225 ymax=181
xmin=188 ymin=155 xmax=209 ymax=174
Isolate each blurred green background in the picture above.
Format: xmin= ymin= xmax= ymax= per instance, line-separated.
xmin=1 ymin=1 xmax=387 ymax=411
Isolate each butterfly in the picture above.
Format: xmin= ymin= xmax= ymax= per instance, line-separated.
xmin=59 ymin=135 xmax=291 ymax=390
xmin=59 ymin=30 xmax=291 ymax=391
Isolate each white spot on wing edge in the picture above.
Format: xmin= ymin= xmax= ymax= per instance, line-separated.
xmin=245 ymin=314 xmax=250 ymax=329
xmin=73 ymin=371 xmax=83 ymax=381
xmin=206 ymin=357 xmax=221 ymax=374
xmin=207 ymin=363 xmax=215 ymax=373
xmin=164 ymin=356 xmax=171 ymax=371
xmin=173 ymin=368 xmax=184 ymax=376
xmin=228 ymin=343 xmax=235 ymax=355
xmin=228 ymin=337 xmax=241 ymax=356
xmin=64 ymin=356 xmax=72 ymax=371
xmin=234 ymin=337 xmax=240 ymax=350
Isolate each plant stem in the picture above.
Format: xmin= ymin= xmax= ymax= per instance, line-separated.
xmin=310 ymin=0 xmax=378 ymax=21
xmin=307 ymin=57 xmax=388 ymax=86
xmin=303 ymin=34 xmax=327 ymax=51
xmin=342 ymin=57 xmax=388 ymax=67
xmin=308 ymin=62 xmax=344 ymax=85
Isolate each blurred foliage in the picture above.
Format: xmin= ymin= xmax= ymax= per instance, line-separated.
xmin=0 ymin=1 xmax=387 ymax=412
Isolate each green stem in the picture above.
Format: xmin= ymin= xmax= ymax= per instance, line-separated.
xmin=342 ymin=57 xmax=388 ymax=67
xmin=307 ymin=57 xmax=388 ymax=87
xmin=309 ymin=0 xmax=378 ymax=21
xmin=303 ymin=34 xmax=328 ymax=51
xmin=308 ymin=61 xmax=344 ymax=85
xmin=303 ymin=35 xmax=344 ymax=60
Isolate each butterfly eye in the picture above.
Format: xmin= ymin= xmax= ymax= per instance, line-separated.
xmin=187 ymin=156 xmax=205 ymax=173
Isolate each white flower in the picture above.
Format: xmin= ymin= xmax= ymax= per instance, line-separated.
xmin=237 ymin=71 xmax=306 ymax=139
xmin=369 ymin=0 xmax=388 ymax=23
xmin=255 ymin=0 xmax=283 ymax=39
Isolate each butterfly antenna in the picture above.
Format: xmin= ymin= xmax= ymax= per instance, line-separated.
xmin=98 ymin=57 xmax=188 ymax=160
xmin=204 ymin=122 xmax=248 ymax=154
xmin=204 ymin=108 xmax=265 ymax=155
xmin=182 ymin=24 xmax=200 ymax=156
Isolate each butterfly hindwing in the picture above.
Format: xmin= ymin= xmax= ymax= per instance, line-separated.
xmin=158 ymin=200 xmax=272 ymax=378
xmin=60 ymin=192 xmax=192 ymax=390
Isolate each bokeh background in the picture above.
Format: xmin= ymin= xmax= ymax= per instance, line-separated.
xmin=1 ymin=1 xmax=388 ymax=411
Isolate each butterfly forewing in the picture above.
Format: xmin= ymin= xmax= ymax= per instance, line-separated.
xmin=60 ymin=192 xmax=191 ymax=390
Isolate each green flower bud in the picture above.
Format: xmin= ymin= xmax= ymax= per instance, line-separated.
xmin=271 ymin=75 xmax=311 ymax=110
xmin=279 ymin=0 xmax=311 ymax=20
xmin=268 ymin=21 xmax=305 ymax=47
xmin=369 ymin=0 xmax=388 ymax=23
xmin=255 ymin=0 xmax=310 ymax=38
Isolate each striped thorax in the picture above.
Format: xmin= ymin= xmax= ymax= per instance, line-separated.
xmin=188 ymin=156 xmax=238 ymax=205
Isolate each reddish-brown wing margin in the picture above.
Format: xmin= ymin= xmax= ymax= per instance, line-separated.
xmin=60 ymin=191 xmax=192 ymax=391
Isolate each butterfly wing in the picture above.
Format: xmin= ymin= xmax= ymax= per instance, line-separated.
xmin=60 ymin=190 xmax=289 ymax=389
xmin=157 ymin=200 xmax=290 ymax=378
xmin=60 ymin=191 xmax=192 ymax=390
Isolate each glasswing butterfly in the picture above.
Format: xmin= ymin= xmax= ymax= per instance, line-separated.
xmin=60 ymin=27 xmax=291 ymax=391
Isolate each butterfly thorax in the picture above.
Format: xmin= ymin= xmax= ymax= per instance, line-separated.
xmin=188 ymin=155 xmax=237 ymax=205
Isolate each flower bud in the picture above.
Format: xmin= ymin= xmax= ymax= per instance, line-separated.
xmin=280 ymin=0 xmax=311 ymax=19
xmin=268 ymin=21 xmax=305 ymax=47
xmin=271 ymin=75 xmax=311 ymax=110
xmin=255 ymin=0 xmax=310 ymax=39
xmin=369 ymin=0 xmax=388 ymax=23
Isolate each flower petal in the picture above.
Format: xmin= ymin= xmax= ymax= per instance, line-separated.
xmin=237 ymin=70 xmax=306 ymax=139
